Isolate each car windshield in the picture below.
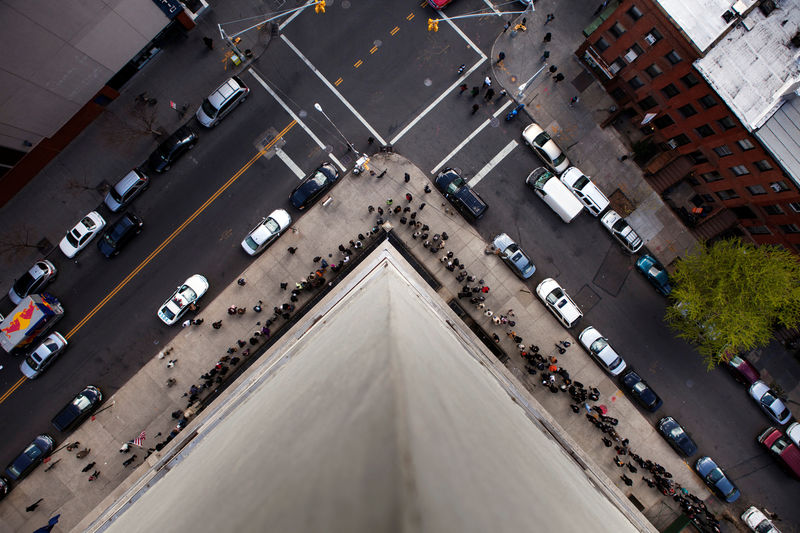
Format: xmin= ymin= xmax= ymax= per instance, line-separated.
xmin=25 ymin=444 xmax=43 ymax=460
xmin=708 ymin=469 xmax=723 ymax=483
xmin=612 ymin=219 xmax=628 ymax=232
xmin=533 ymin=131 xmax=551 ymax=146
xmin=24 ymin=355 xmax=40 ymax=370
xmin=633 ymin=382 xmax=647 ymax=392
xmin=572 ymin=175 xmax=590 ymax=190
xmin=178 ymin=287 xmax=197 ymax=304
xmin=647 ymin=266 xmax=662 ymax=277
xmin=446 ymin=176 xmax=464 ymax=194
xmin=552 ymin=152 xmax=567 ymax=166
xmin=762 ymin=391 xmax=778 ymax=406
xmin=545 ymin=288 xmax=563 ymax=305
xmin=532 ymin=171 xmax=552 ymax=190
xmin=264 ymin=218 xmax=280 ymax=233
xmin=13 ymin=272 xmax=35 ymax=294
xmin=73 ymin=395 xmax=92 ymax=410
xmin=609 ymin=357 xmax=623 ymax=370
xmin=590 ymin=337 xmax=609 ymax=353
xmin=244 ymin=236 xmax=259 ymax=251
xmin=770 ymin=439 xmax=789 ymax=454
xmin=669 ymin=427 xmax=684 ymax=439
xmin=160 ymin=306 xmax=176 ymax=321
xmin=310 ymin=171 xmax=329 ymax=187
xmin=66 ymin=229 xmax=80 ymax=247
xmin=201 ymin=98 xmax=218 ymax=118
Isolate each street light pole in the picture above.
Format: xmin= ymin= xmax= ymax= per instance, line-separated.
xmin=517 ymin=63 xmax=547 ymax=98
xmin=314 ymin=103 xmax=359 ymax=155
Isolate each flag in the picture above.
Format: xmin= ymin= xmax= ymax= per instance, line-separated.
xmin=133 ymin=430 xmax=146 ymax=447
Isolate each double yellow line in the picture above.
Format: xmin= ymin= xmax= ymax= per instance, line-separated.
xmin=0 ymin=120 xmax=297 ymax=404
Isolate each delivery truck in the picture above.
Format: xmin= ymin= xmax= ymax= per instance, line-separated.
xmin=0 ymin=293 xmax=64 ymax=355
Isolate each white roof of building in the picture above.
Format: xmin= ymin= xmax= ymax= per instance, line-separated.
xmin=655 ymin=0 xmax=756 ymax=53
xmin=756 ymin=96 xmax=800 ymax=186
xmin=94 ymin=244 xmax=649 ymax=533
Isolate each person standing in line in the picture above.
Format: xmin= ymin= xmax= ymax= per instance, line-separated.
xmin=287 ymin=246 xmax=297 ymax=254
xmin=485 ymin=88 xmax=495 ymax=101
xmin=503 ymin=20 xmax=511 ymax=33
xmin=496 ymin=52 xmax=505 ymax=66
xmin=470 ymin=86 xmax=480 ymax=98
xmin=553 ymin=73 xmax=565 ymax=82
xmin=543 ymin=32 xmax=551 ymax=43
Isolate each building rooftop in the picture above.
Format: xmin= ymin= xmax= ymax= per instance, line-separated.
xmin=94 ymin=244 xmax=648 ymax=533
xmin=655 ymin=0 xmax=757 ymax=53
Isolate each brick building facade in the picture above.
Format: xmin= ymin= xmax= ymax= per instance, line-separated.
xmin=576 ymin=0 xmax=800 ymax=252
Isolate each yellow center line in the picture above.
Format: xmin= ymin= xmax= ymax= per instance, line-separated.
xmin=369 ymin=46 xmax=378 ymax=55
xmin=0 ymin=120 xmax=297 ymax=406
xmin=334 ymin=78 xmax=343 ymax=87
xmin=354 ymin=59 xmax=363 ymax=68
xmin=390 ymin=26 xmax=400 ymax=36
xmin=406 ymin=13 xmax=415 ymax=21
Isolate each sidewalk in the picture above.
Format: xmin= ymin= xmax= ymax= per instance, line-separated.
xmin=488 ymin=7 xmax=696 ymax=267
xmin=0 ymin=153 xmax=723 ymax=532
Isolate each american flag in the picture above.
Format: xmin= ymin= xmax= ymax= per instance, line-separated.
xmin=132 ymin=430 xmax=146 ymax=447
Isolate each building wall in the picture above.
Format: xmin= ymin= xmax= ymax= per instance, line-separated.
xmin=577 ymin=0 xmax=800 ymax=251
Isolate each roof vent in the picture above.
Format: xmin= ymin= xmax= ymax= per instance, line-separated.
xmin=791 ymin=31 xmax=800 ymax=47
xmin=759 ymin=0 xmax=776 ymax=16
xmin=722 ymin=10 xmax=736 ymax=22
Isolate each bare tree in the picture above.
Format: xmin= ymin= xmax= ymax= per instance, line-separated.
xmin=0 ymin=224 xmax=46 ymax=260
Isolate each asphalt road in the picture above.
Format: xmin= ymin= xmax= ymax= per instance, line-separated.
xmin=0 ymin=0 xmax=797 ymax=526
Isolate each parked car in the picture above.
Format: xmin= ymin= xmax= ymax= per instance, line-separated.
xmin=147 ymin=126 xmax=198 ymax=173
xmin=434 ymin=168 xmax=488 ymax=221
xmin=787 ymin=422 xmax=800 ymax=447
xmin=8 ymin=260 xmax=57 ymax=304
xmin=195 ymin=76 xmax=250 ymax=127
xmin=741 ymin=507 xmax=781 ymax=533
xmin=749 ymin=380 xmax=792 ymax=425
xmin=20 ymin=332 xmax=67 ymax=379
xmin=757 ymin=426 xmax=800 ymax=479
xmin=157 ymin=274 xmax=209 ymax=326
xmin=59 ymin=211 xmax=106 ymax=258
xmin=578 ymin=326 xmax=627 ymax=376
xmin=536 ymin=278 xmax=583 ymax=328
xmin=51 ymin=385 xmax=103 ymax=432
xmin=559 ymin=167 xmax=609 ymax=216
xmin=620 ymin=369 xmax=662 ymax=411
xmin=0 ymin=475 xmax=8 ymax=501
xmin=600 ymin=210 xmax=643 ymax=253
xmin=289 ymin=163 xmax=340 ymax=210
xmin=525 ymin=167 xmax=584 ymax=223
xmin=694 ymin=456 xmax=740 ymax=503
xmin=104 ymin=168 xmax=149 ymax=212
xmin=97 ymin=212 xmax=143 ymax=258
xmin=241 ymin=209 xmax=292 ymax=256
xmin=657 ymin=416 xmax=697 ymax=457
xmin=724 ymin=353 xmax=761 ymax=386
xmin=635 ymin=255 xmax=671 ymax=296
xmin=4 ymin=435 xmax=54 ymax=481
xmin=491 ymin=233 xmax=535 ymax=279
xmin=521 ymin=122 xmax=570 ymax=174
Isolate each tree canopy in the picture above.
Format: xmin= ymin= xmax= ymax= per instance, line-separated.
xmin=665 ymin=239 xmax=800 ymax=369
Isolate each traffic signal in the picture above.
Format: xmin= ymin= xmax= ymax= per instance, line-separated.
xmin=428 ymin=18 xmax=439 ymax=32
xmin=315 ymin=0 xmax=325 ymax=13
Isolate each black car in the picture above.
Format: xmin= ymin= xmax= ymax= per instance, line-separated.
xmin=289 ymin=163 xmax=340 ymax=210
xmin=5 ymin=435 xmax=54 ymax=481
xmin=434 ymin=168 xmax=488 ymax=221
xmin=97 ymin=212 xmax=143 ymax=257
xmin=657 ymin=416 xmax=697 ymax=456
xmin=0 ymin=475 xmax=8 ymax=501
xmin=147 ymin=126 xmax=198 ymax=173
xmin=51 ymin=385 xmax=103 ymax=432
xmin=620 ymin=369 xmax=663 ymax=412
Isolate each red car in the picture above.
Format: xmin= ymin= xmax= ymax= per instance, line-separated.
xmin=758 ymin=427 xmax=800 ymax=479
xmin=427 ymin=0 xmax=453 ymax=7
xmin=724 ymin=354 xmax=760 ymax=385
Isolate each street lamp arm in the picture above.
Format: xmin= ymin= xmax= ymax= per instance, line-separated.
xmin=221 ymin=1 xmax=326 ymax=40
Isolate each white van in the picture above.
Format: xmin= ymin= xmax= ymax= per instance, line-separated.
xmin=525 ymin=167 xmax=584 ymax=223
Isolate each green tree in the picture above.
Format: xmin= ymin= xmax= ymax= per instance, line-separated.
xmin=665 ymin=239 xmax=800 ymax=369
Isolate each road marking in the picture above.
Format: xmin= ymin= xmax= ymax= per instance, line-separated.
xmin=248 ymin=69 xmax=346 ymax=172
xmin=354 ymin=59 xmax=363 ymax=68
xmin=335 ymin=77 xmax=343 ymax=86
xmin=482 ymin=0 xmax=502 ymax=15
xmin=275 ymin=147 xmax=306 ymax=179
xmin=369 ymin=46 xmax=378 ymax=54
xmin=468 ymin=139 xmax=518 ymax=187
xmin=0 ymin=120 xmax=298 ymax=406
xmin=279 ymin=0 xmax=315 ymax=30
xmin=406 ymin=13 xmax=414 ymax=21
xmin=430 ymin=100 xmax=513 ymax=174
xmin=391 ymin=26 xmax=400 ymax=35
xmin=280 ymin=34 xmax=387 ymax=145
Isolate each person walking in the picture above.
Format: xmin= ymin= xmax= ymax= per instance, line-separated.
xmin=553 ymin=73 xmax=565 ymax=83
xmin=237 ymin=278 xmax=246 ymax=286
xmin=496 ymin=52 xmax=505 ymax=66
xmin=470 ymin=86 xmax=480 ymax=98
xmin=545 ymin=13 xmax=554 ymax=24
xmin=287 ymin=246 xmax=297 ymax=254
xmin=26 ymin=499 xmax=44 ymax=512
xmin=543 ymin=32 xmax=551 ymax=43
xmin=471 ymin=104 xmax=480 ymax=115
xmin=484 ymin=88 xmax=495 ymax=101
xmin=203 ymin=37 xmax=214 ymax=50
xmin=496 ymin=89 xmax=507 ymax=101
xmin=503 ymin=20 xmax=511 ymax=33
xmin=483 ymin=76 xmax=492 ymax=88
xmin=569 ymin=95 xmax=579 ymax=107
xmin=549 ymin=65 xmax=558 ymax=73
xmin=458 ymin=83 xmax=468 ymax=94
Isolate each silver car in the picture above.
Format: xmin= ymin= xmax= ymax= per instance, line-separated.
xmin=241 ymin=209 xmax=292 ymax=256
xmin=20 ymin=332 xmax=68 ymax=379
xmin=600 ymin=210 xmax=643 ymax=253
xmin=8 ymin=260 xmax=57 ymax=304
xmin=491 ymin=233 xmax=535 ymax=279
xmin=749 ymin=380 xmax=792 ymax=425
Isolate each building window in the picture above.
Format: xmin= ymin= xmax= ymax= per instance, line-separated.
xmin=638 ymin=96 xmax=658 ymax=111
xmin=754 ymin=159 xmax=773 ymax=171
xmin=609 ymin=22 xmax=627 ymax=38
xmin=678 ymin=104 xmax=697 ymax=118
xmin=747 ymin=225 xmax=772 ymax=235
xmin=695 ymin=124 xmax=715 ymax=138
xmin=770 ymin=181 xmax=791 ymax=192
xmin=653 ymin=114 xmax=675 ymax=129
xmin=624 ymin=43 xmax=644 ymax=62
xmin=716 ymin=189 xmax=740 ymax=200
xmin=645 ymin=63 xmax=663 ymax=78
xmin=644 ymin=27 xmax=663 ymax=45
xmin=746 ymin=184 xmax=766 ymax=195
xmin=780 ymin=224 xmax=800 ymax=234
xmin=661 ymin=84 xmax=680 ymax=98
xmin=763 ymin=204 xmax=784 ymax=215
xmin=702 ymin=194 xmax=715 ymax=203
xmin=717 ymin=116 xmax=736 ymax=130
xmin=688 ymin=150 xmax=708 ymax=164
xmin=628 ymin=76 xmax=644 ymax=89
xmin=701 ymin=171 xmax=723 ymax=182
xmin=627 ymin=5 xmax=643 ymax=20
xmin=670 ymin=134 xmax=691 ymax=147
xmin=789 ymin=202 xmax=800 ymax=212
xmin=730 ymin=164 xmax=750 ymax=176
xmin=713 ymin=145 xmax=733 ymax=157
xmin=595 ymin=37 xmax=610 ymax=51
xmin=680 ymin=72 xmax=700 ymax=88
xmin=736 ymin=138 xmax=755 ymax=151
xmin=698 ymin=94 xmax=717 ymax=109
xmin=610 ymin=87 xmax=627 ymax=101
xmin=665 ymin=50 xmax=683 ymax=64
xmin=609 ymin=57 xmax=627 ymax=74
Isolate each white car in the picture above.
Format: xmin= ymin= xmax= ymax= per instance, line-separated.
xmin=600 ymin=210 xmax=643 ymax=253
xmin=20 ymin=332 xmax=68 ymax=379
xmin=241 ymin=209 xmax=292 ymax=256
xmin=157 ymin=274 xmax=209 ymax=326
xmin=536 ymin=278 xmax=583 ymax=328
xmin=741 ymin=507 xmax=780 ymax=532
xmin=787 ymin=422 xmax=800 ymax=447
xmin=59 ymin=211 xmax=106 ymax=258
xmin=559 ymin=167 xmax=610 ymax=216
xmin=749 ymin=380 xmax=792 ymax=425
xmin=578 ymin=326 xmax=627 ymax=376
xmin=522 ymin=123 xmax=570 ymax=174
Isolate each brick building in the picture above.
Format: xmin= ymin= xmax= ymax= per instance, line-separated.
xmin=577 ymin=0 xmax=800 ymax=252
